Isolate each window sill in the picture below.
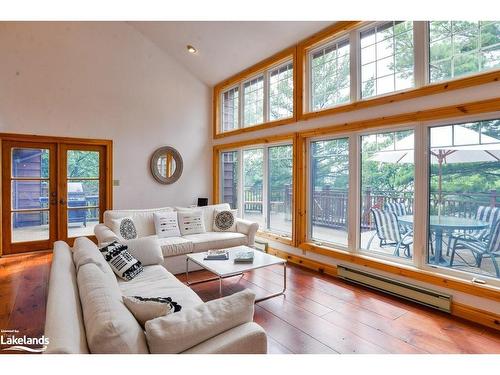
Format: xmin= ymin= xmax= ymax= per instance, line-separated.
xmin=299 ymin=241 xmax=500 ymax=302
xmin=299 ymin=69 xmax=500 ymax=122
xmin=214 ymin=116 xmax=295 ymax=139
xmin=257 ymin=231 xmax=293 ymax=246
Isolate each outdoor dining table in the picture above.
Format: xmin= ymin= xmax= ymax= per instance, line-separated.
xmin=398 ymin=215 xmax=489 ymax=266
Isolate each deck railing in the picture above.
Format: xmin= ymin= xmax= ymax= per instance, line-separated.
xmin=243 ymin=186 xmax=499 ymax=230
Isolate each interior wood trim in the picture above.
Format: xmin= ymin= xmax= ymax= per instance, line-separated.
xmin=267 ymin=246 xmax=500 ymax=331
xmin=300 ymin=70 xmax=500 ymax=121
xmin=298 ymin=97 xmax=500 ymax=138
xmin=257 ymin=231 xmax=293 ymax=246
xmin=299 ymin=242 xmax=500 ymax=303
xmin=452 ymin=302 xmax=500 ymax=331
xmin=0 ymin=133 xmax=113 ymax=256
xmin=213 ymin=133 xmax=295 ymax=153
xmin=213 ymin=47 xmax=297 ymax=138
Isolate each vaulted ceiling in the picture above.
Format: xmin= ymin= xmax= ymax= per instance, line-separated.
xmin=129 ymin=21 xmax=331 ymax=86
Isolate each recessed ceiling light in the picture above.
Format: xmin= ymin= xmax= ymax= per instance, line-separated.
xmin=187 ymin=45 xmax=197 ymax=54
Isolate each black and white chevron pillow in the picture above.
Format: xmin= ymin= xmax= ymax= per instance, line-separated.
xmin=99 ymin=241 xmax=143 ymax=281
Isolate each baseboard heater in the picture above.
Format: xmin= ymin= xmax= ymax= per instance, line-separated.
xmin=337 ymin=265 xmax=452 ymax=313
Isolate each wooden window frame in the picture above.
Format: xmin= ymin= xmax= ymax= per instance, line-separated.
xmin=0 ymin=133 xmax=113 ymax=255
xmin=214 ymin=97 xmax=500 ymax=301
xmin=213 ymin=21 xmax=500 ymax=140
xmin=213 ymin=47 xmax=297 ymax=139
xmin=213 ymin=134 xmax=298 ymax=246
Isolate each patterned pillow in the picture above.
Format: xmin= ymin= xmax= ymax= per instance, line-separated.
xmin=213 ymin=209 xmax=237 ymax=232
xmin=99 ymin=241 xmax=143 ymax=281
xmin=153 ymin=212 xmax=181 ymax=238
xmin=110 ymin=217 xmax=138 ymax=241
xmin=123 ymin=296 xmax=182 ymax=326
xmin=177 ymin=210 xmax=206 ymax=236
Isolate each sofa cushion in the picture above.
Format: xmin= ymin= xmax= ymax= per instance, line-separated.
xmin=72 ymin=237 xmax=113 ymax=275
xmin=117 ymin=265 xmax=202 ymax=310
xmin=123 ymin=296 xmax=181 ymax=326
xmin=145 ymin=289 xmax=255 ymax=354
xmin=77 ymin=263 xmax=149 ymax=354
xmin=124 ymin=236 xmax=164 ymax=266
xmin=110 ymin=217 xmax=138 ymax=241
xmin=182 ymin=232 xmax=247 ymax=252
xmin=213 ymin=209 xmax=238 ymax=232
xmin=155 ymin=236 xmax=194 ymax=257
xmin=104 ymin=207 xmax=174 ymax=237
xmin=100 ymin=241 xmax=144 ymax=281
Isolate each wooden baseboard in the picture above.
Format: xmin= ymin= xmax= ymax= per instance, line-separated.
xmin=452 ymin=302 xmax=500 ymax=331
xmin=267 ymin=247 xmax=500 ymax=331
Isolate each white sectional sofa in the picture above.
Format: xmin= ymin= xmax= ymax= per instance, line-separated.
xmin=94 ymin=203 xmax=259 ymax=274
xmin=44 ymin=237 xmax=267 ymax=354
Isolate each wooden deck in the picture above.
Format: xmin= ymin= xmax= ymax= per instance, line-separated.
xmin=1 ymin=251 xmax=499 ymax=354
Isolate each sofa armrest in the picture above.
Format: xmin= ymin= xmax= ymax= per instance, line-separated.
xmin=94 ymin=223 xmax=118 ymax=245
xmin=236 ymin=219 xmax=259 ymax=246
xmin=182 ymin=322 xmax=267 ymax=354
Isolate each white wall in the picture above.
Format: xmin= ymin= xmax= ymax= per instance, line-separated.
xmin=0 ymin=21 xmax=212 ymax=209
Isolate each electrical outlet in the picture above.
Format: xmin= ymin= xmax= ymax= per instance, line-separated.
xmin=113 ymin=180 xmax=120 ymax=187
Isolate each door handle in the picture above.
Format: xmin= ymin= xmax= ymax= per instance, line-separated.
xmin=59 ymin=199 xmax=67 ymax=205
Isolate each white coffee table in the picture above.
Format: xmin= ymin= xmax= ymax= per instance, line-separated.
xmin=185 ymin=245 xmax=286 ymax=302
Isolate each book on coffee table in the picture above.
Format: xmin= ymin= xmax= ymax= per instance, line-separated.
xmin=234 ymin=250 xmax=254 ymax=263
xmin=204 ymin=249 xmax=229 ymax=260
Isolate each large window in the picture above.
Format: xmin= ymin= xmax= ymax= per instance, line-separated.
xmin=220 ymin=151 xmax=239 ymax=209
xmin=243 ymin=76 xmax=264 ymax=127
xmin=360 ymin=21 xmax=415 ymax=98
xmin=360 ymin=130 xmax=415 ymax=260
xmin=310 ymin=38 xmax=350 ymax=111
xmin=309 ymin=138 xmax=349 ymax=246
xmin=427 ymin=120 xmax=500 ymax=280
xmin=221 ymin=87 xmax=239 ymax=132
xmin=269 ymin=62 xmax=294 ymax=121
xmin=218 ymin=142 xmax=294 ymax=239
xmin=429 ymin=21 xmax=500 ymax=82
xmin=243 ymin=148 xmax=265 ymax=227
xmin=218 ymin=58 xmax=294 ymax=133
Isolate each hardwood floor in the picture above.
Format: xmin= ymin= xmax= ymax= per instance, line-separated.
xmin=0 ymin=251 xmax=499 ymax=354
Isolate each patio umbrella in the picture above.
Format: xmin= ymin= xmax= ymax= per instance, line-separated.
xmin=369 ymin=125 xmax=500 ymax=217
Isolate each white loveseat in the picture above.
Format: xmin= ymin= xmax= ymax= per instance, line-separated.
xmin=94 ymin=203 xmax=259 ymax=274
xmin=44 ymin=237 xmax=267 ymax=354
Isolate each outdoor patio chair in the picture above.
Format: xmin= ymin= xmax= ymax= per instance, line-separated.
xmin=446 ymin=205 xmax=500 ymax=256
xmin=449 ymin=219 xmax=500 ymax=277
xmin=385 ymin=202 xmax=408 ymax=216
xmin=367 ymin=208 xmax=413 ymax=257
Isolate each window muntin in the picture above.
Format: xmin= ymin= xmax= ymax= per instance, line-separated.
xmin=310 ymin=137 xmax=349 ymax=246
xmin=269 ymin=63 xmax=294 ymax=121
xmin=221 ymin=87 xmax=239 ymax=132
xmin=427 ymin=120 xmax=500 ymax=280
xmin=360 ymin=21 xmax=415 ymax=98
xmin=243 ymin=76 xmax=264 ymax=127
xmin=220 ymin=151 xmax=239 ymax=210
xmin=268 ymin=145 xmax=293 ymax=236
xmin=429 ymin=21 xmax=500 ymax=83
xmin=359 ymin=129 xmax=415 ymax=260
xmin=310 ymin=38 xmax=350 ymax=111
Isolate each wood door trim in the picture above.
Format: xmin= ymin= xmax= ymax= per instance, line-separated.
xmin=0 ymin=134 xmax=113 ymax=256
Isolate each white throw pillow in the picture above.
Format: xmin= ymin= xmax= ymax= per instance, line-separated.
xmin=213 ymin=209 xmax=238 ymax=232
xmin=123 ymin=296 xmax=182 ymax=326
xmin=99 ymin=241 xmax=143 ymax=281
xmin=145 ymin=289 xmax=255 ymax=354
xmin=123 ymin=237 xmax=163 ymax=266
xmin=110 ymin=216 xmax=138 ymax=241
xmin=153 ymin=212 xmax=181 ymax=238
xmin=177 ymin=210 xmax=206 ymax=236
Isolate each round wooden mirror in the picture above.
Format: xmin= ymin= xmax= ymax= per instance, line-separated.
xmin=150 ymin=146 xmax=183 ymax=184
